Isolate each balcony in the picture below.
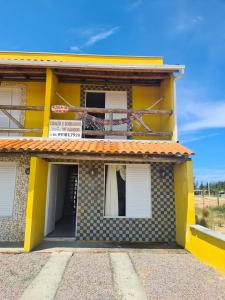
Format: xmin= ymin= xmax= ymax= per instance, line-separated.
xmin=0 ymin=103 xmax=173 ymax=139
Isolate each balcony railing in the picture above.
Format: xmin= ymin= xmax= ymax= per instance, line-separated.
xmin=0 ymin=104 xmax=173 ymax=138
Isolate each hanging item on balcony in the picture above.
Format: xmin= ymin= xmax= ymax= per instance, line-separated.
xmin=77 ymin=112 xmax=143 ymax=131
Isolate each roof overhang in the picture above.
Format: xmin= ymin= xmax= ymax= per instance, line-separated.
xmin=0 ymin=139 xmax=193 ymax=162
xmin=0 ymin=58 xmax=185 ymax=85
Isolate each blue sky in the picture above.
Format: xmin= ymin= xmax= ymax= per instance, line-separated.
xmin=0 ymin=0 xmax=225 ymax=183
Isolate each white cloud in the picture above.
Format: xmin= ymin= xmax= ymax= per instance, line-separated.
xmin=69 ymin=26 xmax=119 ymax=52
xmin=127 ymin=0 xmax=142 ymax=10
xmin=85 ymin=26 xmax=119 ymax=47
xmin=180 ymin=133 xmax=220 ymax=143
xmin=70 ymin=46 xmax=81 ymax=52
xmin=173 ymin=14 xmax=203 ymax=34
xmin=177 ymin=85 xmax=225 ymax=132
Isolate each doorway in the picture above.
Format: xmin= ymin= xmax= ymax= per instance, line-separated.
xmin=44 ymin=164 xmax=78 ymax=238
xmin=85 ymin=91 xmax=128 ymax=139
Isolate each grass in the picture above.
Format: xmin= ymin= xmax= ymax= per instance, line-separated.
xmin=195 ymin=204 xmax=225 ymax=234
xmin=9 ymin=269 xmax=18 ymax=276
xmin=211 ymin=204 xmax=225 ymax=213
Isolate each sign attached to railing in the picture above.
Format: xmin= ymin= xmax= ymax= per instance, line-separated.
xmin=49 ymin=119 xmax=82 ymax=139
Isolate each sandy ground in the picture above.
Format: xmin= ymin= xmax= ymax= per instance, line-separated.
xmin=195 ymin=195 xmax=225 ymax=208
xmin=54 ymin=251 xmax=225 ymax=300
xmin=1 ymin=250 xmax=225 ymax=300
xmin=55 ymin=252 xmax=116 ymax=300
xmin=131 ymin=252 xmax=225 ymax=300
xmin=0 ymin=253 xmax=49 ymax=300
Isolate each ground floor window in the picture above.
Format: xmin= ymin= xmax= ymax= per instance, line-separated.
xmin=0 ymin=162 xmax=16 ymax=216
xmin=104 ymin=164 xmax=151 ymax=218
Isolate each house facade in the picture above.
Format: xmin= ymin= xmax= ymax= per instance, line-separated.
xmin=0 ymin=52 xmax=194 ymax=251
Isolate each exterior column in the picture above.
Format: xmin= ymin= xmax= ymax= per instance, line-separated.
xmin=42 ymin=68 xmax=58 ymax=137
xmin=174 ymin=159 xmax=195 ymax=248
xmin=24 ymin=157 xmax=48 ymax=252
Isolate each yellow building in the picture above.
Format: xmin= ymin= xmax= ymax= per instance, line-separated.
xmin=0 ymin=51 xmax=195 ymax=253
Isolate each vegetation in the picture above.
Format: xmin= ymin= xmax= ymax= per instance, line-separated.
xmin=195 ymin=204 xmax=225 ymax=233
xmin=195 ymin=180 xmax=225 ymax=195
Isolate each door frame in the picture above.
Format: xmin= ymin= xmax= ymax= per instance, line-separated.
xmin=44 ymin=162 xmax=79 ymax=238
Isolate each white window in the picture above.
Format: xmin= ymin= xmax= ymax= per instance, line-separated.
xmin=0 ymin=87 xmax=23 ymax=136
xmin=0 ymin=163 xmax=17 ymax=217
xmin=104 ymin=164 xmax=151 ymax=218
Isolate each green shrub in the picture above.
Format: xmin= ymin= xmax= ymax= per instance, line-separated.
xmin=197 ymin=217 xmax=208 ymax=228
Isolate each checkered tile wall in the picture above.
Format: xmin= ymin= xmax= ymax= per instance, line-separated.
xmin=76 ymin=161 xmax=176 ymax=242
xmin=80 ymin=84 xmax=132 ymax=108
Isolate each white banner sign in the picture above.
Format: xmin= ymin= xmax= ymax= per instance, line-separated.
xmin=49 ymin=119 xmax=82 ymax=139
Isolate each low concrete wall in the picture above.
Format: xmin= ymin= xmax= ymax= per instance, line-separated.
xmin=187 ymin=225 xmax=225 ymax=275
xmin=0 ymin=155 xmax=30 ymax=242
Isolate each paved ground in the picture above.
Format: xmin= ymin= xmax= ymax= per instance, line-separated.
xmin=0 ymin=249 xmax=225 ymax=300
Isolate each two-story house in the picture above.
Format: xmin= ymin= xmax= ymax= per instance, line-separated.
xmin=0 ymin=52 xmax=194 ymax=251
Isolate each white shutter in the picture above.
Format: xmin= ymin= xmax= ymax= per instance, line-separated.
xmin=0 ymin=89 xmax=10 ymax=134
xmin=105 ymin=91 xmax=127 ymax=140
xmin=0 ymin=163 xmax=16 ymax=217
xmin=0 ymin=87 xmax=23 ymax=137
xmin=126 ymin=164 xmax=151 ymax=218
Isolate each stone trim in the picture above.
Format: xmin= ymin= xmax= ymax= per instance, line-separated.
xmin=0 ymin=156 xmax=30 ymax=241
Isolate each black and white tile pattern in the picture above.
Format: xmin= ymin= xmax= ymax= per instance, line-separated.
xmin=76 ymin=161 xmax=176 ymax=242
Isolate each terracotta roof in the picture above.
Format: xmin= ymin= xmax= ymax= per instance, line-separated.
xmin=0 ymin=139 xmax=193 ymax=156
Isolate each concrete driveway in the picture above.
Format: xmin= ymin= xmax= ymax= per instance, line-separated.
xmin=0 ymin=248 xmax=225 ymax=300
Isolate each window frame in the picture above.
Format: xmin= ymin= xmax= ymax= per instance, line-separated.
xmin=103 ymin=163 xmax=152 ymax=219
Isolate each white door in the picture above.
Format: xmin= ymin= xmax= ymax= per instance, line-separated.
xmin=105 ymin=91 xmax=127 ymax=139
xmin=126 ymin=164 xmax=151 ymax=218
xmin=44 ymin=165 xmax=58 ymax=236
xmin=0 ymin=87 xmax=23 ymax=136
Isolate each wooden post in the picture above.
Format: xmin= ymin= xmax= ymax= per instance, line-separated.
xmin=109 ymin=113 xmax=113 ymax=131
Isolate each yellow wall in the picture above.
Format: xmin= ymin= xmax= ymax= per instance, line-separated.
xmin=132 ymin=86 xmax=161 ymax=140
xmin=42 ymin=69 xmax=58 ymax=137
xmin=24 ymin=82 xmax=45 ymax=137
xmin=51 ymin=83 xmax=80 ymax=120
xmin=160 ymin=77 xmax=176 ymax=141
xmin=132 ymin=82 xmax=175 ymax=140
xmin=24 ymin=157 xmax=48 ymax=252
xmin=174 ymin=160 xmax=195 ymax=247
xmin=174 ymin=160 xmax=225 ymax=275
xmin=187 ymin=228 xmax=225 ymax=275
xmin=0 ymin=51 xmax=163 ymax=65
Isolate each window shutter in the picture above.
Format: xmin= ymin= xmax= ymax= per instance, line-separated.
xmin=0 ymin=87 xmax=23 ymax=137
xmin=0 ymin=163 xmax=16 ymax=216
xmin=126 ymin=164 xmax=151 ymax=218
xmin=105 ymin=91 xmax=127 ymax=140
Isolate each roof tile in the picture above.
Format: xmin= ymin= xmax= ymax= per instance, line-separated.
xmin=0 ymin=139 xmax=193 ymax=156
